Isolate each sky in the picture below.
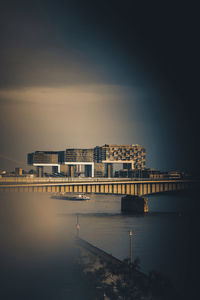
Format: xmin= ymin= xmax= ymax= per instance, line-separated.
xmin=0 ymin=0 xmax=199 ymax=172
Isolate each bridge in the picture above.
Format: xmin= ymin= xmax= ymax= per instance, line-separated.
xmin=0 ymin=177 xmax=195 ymax=196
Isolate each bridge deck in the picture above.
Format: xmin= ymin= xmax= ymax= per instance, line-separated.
xmin=0 ymin=177 xmax=195 ymax=196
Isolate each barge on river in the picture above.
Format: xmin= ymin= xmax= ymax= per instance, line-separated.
xmin=51 ymin=192 xmax=90 ymax=201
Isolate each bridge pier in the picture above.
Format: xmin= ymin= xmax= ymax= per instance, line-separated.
xmin=121 ymin=195 xmax=148 ymax=213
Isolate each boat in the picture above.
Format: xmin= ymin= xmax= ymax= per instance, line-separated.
xmin=51 ymin=192 xmax=90 ymax=201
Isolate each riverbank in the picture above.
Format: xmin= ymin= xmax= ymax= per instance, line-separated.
xmin=75 ymin=237 xmax=180 ymax=300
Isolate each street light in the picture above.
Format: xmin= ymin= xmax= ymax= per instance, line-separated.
xmin=76 ymin=215 xmax=80 ymax=238
xmin=129 ymin=229 xmax=133 ymax=264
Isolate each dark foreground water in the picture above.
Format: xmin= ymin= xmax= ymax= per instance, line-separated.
xmin=0 ymin=191 xmax=199 ymax=299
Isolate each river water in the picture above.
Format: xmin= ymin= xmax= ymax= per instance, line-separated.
xmin=0 ymin=191 xmax=199 ymax=299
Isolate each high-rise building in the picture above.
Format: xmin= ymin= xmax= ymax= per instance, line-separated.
xmin=94 ymin=144 xmax=146 ymax=170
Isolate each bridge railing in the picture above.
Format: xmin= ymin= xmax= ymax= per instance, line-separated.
xmin=0 ymin=176 xmax=192 ymax=184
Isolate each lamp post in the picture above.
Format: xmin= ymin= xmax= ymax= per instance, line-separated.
xmin=76 ymin=215 xmax=80 ymax=238
xmin=129 ymin=229 xmax=133 ymax=264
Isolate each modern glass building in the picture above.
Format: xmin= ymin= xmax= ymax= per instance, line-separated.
xmin=27 ymin=145 xmax=146 ymax=177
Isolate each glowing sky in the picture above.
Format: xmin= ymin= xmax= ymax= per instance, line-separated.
xmin=0 ymin=1 xmax=199 ymax=171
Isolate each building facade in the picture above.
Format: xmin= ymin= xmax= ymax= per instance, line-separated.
xmin=27 ymin=144 xmax=146 ymax=177
xmin=27 ymin=151 xmax=64 ymax=164
xmin=65 ymin=148 xmax=93 ymax=162
xmin=64 ymin=148 xmax=94 ymax=177
xmin=27 ymin=151 xmax=64 ymax=176
xmin=94 ymin=144 xmax=146 ymax=170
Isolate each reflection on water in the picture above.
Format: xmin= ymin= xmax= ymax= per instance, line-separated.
xmin=0 ymin=193 xmax=89 ymax=299
xmin=0 ymin=191 xmax=199 ymax=299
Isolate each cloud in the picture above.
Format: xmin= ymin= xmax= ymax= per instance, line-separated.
xmin=0 ymin=84 xmax=144 ymax=168
xmin=0 ymin=85 xmax=129 ymax=104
